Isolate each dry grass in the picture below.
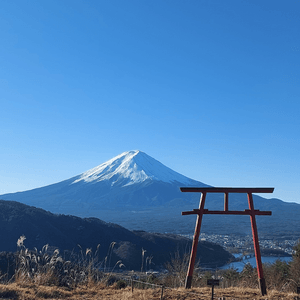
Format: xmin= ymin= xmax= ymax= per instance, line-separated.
xmin=0 ymin=283 xmax=298 ymax=299
xmin=1 ymin=237 xmax=298 ymax=299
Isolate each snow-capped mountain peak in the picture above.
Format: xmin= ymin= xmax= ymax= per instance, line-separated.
xmin=72 ymin=150 xmax=198 ymax=186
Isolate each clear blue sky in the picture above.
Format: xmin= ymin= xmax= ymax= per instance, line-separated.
xmin=0 ymin=0 xmax=299 ymax=203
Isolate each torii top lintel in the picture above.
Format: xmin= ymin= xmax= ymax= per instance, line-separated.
xmin=180 ymin=187 xmax=274 ymax=194
xmin=181 ymin=187 xmax=274 ymax=215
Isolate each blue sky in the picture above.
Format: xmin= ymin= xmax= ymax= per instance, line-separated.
xmin=0 ymin=0 xmax=299 ymax=203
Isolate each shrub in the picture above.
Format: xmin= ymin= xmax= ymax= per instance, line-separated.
xmin=115 ymin=279 xmax=127 ymax=289
xmin=164 ymin=251 xmax=190 ymax=288
xmin=289 ymin=240 xmax=300 ymax=291
xmin=106 ymin=275 xmax=118 ymax=286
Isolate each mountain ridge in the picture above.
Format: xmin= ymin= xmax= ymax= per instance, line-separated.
xmin=1 ymin=150 xmax=299 ymax=237
xmin=0 ymin=199 xmax=233 ymax=270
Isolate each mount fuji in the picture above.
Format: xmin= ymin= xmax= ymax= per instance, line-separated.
xmin=0 ymin=150 xmax=208 ymax=212
xmin=1 ymin=150 xmax=300 ymax=237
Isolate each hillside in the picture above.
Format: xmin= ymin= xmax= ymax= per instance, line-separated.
xmin=0 ymin=200 xmax=233 ymax=270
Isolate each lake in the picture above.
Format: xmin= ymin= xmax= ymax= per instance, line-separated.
xmin=221 ymin=255 xmax=292 ymax=272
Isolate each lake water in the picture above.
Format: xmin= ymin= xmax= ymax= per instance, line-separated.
xmin=221 ymin=255 xmax=292 ymax=272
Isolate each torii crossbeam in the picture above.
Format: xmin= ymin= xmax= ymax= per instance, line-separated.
xmin=181 ymin=187 xmax=274 ymax=296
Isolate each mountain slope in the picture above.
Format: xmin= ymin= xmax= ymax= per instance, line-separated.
xmin=0 ymin=200 xmax=233 ymax=270
xmin=0 ymin=150 xmax=208 ymax=214
xmin=1 ymin=150 xmax=300 ymax=237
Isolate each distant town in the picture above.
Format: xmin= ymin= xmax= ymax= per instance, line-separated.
xmin=182 ymin=233 xmax=298 ymax=256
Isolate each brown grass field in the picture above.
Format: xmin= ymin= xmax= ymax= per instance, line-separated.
xmin=0 ymin=283 xmax=299 ymax=300
xmin=1 ymin=237 xmax=297 ymax=299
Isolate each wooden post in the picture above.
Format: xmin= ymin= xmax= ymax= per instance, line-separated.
xmin=247 ymin=192 xmax=267 ymax=296
xmin=160 ymin=285 xmax=164 ymax=300
xmin=185 ymin=192 xmax=206 ymax=288
xmin=224 ymin=192 xmax=229 ymax=211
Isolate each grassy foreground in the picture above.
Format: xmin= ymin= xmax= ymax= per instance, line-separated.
xmin=1 ymin=237 xmax=298 ymax=299
xmin=0 ymin=283 xmax=299 ymax=300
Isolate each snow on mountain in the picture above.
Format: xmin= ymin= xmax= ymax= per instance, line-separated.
xmin=0 ymin=150 xmax=208 ymax=214
xmin=72 ymin=150 xmax=201 ymax=187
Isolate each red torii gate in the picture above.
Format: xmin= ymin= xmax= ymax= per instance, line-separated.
xmin=181 ymin=187 xmax=274 ymax=296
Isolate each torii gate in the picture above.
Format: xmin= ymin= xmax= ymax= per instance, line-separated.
xmin=181 ymin=187 xmax=274 ymax=296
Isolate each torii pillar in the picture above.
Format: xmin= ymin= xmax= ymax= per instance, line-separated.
xmin=181 ymin=187 xmax=274 ymax=296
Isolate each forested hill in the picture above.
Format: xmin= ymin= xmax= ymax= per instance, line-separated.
xmin=0 ymin=200 xmax=233 ymax=270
